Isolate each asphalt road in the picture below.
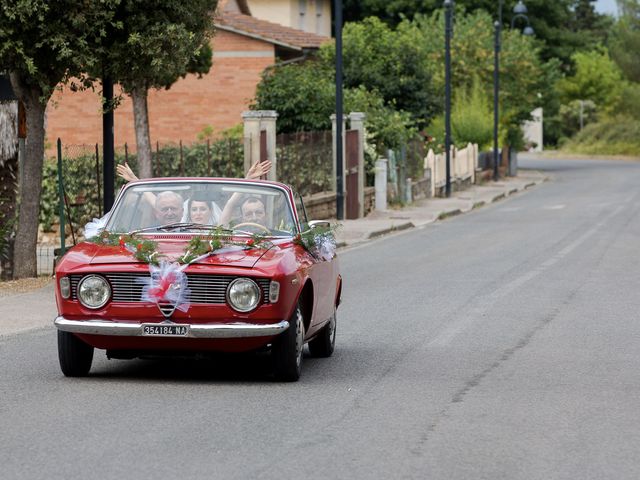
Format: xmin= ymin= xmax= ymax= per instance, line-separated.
xmin=2 ymin=157 xmax=640 ymax=480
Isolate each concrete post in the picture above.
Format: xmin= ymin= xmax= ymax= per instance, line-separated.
xmin=331 ymin=113 xmax=346 ymax=208
xmin=242 ymin=110 xmax=278 ymax=180
xmin=375 ymin=158 xmax=388 ymax=211
xmin=242 ymin=112 xmax=261 ymax=175
xmin=348 ymin=112 xmax=366 ymax=218
xmin=260 ymin=111 xmax=278 ymax=182
xmin=405 ymin=177 xmax=413 ymax=204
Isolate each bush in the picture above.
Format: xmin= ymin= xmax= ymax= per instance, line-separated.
xmin=451 ymin=78 xmax=493 ymax=150
xmin=424 ymin=78 xmax=492 ymax=152
xmin=561 ymin=116 xmax=640 ymax=155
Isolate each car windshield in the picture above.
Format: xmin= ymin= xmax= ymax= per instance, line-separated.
xmin=105 ymin=180 xmax=297 ymax=236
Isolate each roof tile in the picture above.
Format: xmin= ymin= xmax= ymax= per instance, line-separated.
xmin=217 ymin=12 xmax=331 ymax=50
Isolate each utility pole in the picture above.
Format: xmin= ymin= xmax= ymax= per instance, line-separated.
xmin=334 ymin=0 xmax=344 ymax=220
xmin=444 ymin=0 xmax=454 ymax=197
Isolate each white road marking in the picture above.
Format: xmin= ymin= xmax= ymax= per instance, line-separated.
xmin=429 ymin=204 xmax=625 ymax=347
xmin=499 ymin=207 xmax=522 ymax=212
xmin=543 ymin=204 xmax=566 ymax=210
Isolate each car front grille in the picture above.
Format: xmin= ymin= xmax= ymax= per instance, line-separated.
xmin=69 ymin=273 xmax=270 ymax=304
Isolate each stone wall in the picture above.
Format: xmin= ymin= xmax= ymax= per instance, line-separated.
xmin=302 ymin=186 xmax=375 ymax=220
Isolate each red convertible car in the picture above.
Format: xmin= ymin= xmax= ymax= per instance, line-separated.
xmin=54 ymin=178 xmax=341 ymax=381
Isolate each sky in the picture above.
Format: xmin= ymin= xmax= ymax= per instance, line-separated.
xmin=595 ymin=0 xmax=619 ymax=16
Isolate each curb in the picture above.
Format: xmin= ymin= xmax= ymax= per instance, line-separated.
xmin=368 ymin=221 xmax=415 ymax=239
xmin=337 ymin=173 xmax=546 ymax=249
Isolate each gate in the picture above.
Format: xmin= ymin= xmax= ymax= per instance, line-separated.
xmin=259 ymin=130 xmax=268 ymax=180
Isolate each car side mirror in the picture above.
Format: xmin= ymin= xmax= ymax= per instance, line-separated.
xmin=308 ymin=220 xmax=331 ymax=230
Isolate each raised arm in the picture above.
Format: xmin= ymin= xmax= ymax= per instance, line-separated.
xmin=219 ymin=161 xmax=272 ymax=226
xmin=116 ymin=162 xmax=156 ymax=207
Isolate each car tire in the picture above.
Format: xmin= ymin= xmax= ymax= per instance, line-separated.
xmin=58 ymin=330 xmax=94 ymax=377
xmin=308 ymin=310 xmax=336 ymax=358
xmin=272 ymin=303 xmax=304 ymax=382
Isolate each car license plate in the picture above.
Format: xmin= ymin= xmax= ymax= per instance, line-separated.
xmin=142 ymin=324 xmax=189 ymax=337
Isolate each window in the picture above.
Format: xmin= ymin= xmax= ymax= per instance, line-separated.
xmin=299 ymin=0 xmax=307 ymax=31
xmin=315 ymin=0 xmax=324 ymax=34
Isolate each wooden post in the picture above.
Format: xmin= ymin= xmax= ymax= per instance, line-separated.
xmin=179 ymin=140 xmax=184 ymax=176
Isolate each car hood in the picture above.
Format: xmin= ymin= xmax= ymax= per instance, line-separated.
xmin=79 ymin=239 xmax=271 ymax=268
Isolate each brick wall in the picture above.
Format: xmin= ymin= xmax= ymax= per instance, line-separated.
xmin=45 ymin=30 xmax=275 ymax=150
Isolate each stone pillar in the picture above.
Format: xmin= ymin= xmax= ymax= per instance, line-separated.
xmin=260 ymin=112 xmax=278 ymax=182
xmin=242 ymin=110 xmax=278 ymax=180
xmin=331 ymin=113 xmax=346 ymax=209
xmin=331 ymin=114 xmax=346 ymax=192
xmin=375 ymin=158 xmax=388 ymax=211
xmin=348 ymin=112 xmax=366 ymax=218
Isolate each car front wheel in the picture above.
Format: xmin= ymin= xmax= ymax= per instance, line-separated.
xmin=308 ymin=309 xmax=336 ymax=358
xmin=272 ymin=304 xmax=304 ymax=382
xmin=58 ymin=330 xmax=94 ymax=377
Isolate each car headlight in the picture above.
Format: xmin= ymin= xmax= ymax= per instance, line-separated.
xmin=227 ymin=278 xmax=261 ymax=312
xmin=77 ymin=275 xmax=111 ymax=309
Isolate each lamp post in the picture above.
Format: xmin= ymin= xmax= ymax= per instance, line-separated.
xmin=334 ymin=0 xmax=344 ymax=220
xmin=102 ymin=77 xmax=115 ymax=213
xmin=493 ymin=0 xmax=533 ymax=182
xmin=444 ymin=0 xmax=454 ymax=197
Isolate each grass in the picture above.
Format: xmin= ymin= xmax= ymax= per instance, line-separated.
xmin=562 ymin=116 xmax=640 ymax=156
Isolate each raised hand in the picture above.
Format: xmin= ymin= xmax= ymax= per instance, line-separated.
xmin=246 ymin=160 xmax=272 ymax=180
xmin=116 ymin=162 xmax=139 ymax=183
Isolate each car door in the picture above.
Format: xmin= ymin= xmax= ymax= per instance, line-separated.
xmin=294 ymin=193 xmax=337 ymax=327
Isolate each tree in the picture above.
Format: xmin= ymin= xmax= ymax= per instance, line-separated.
xmin=344 ymin=1 xmax=613 ymax=72
xmin=101 ymin=0 xmax=217 ymax=179
xmin=253 ymin=60 xmax=415 ymax=150
xmin=0 ymin=101 xmax=18 ymax=279
xmin=556 ymin=49 xmax=625 ymax=112
xmin=610 ymin=1 xmax=640 ymax=83
xmin=0 ymin=1 xmax=118 ymax=278
xmin=415 ymin=9 xmax=555 ymax=144
xmin=321 ymin=17 xmax=439 ymax=127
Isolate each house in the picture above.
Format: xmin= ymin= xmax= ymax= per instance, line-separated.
xmin=247 ymin=0 xmax=332 ymax=37
xmin=45 ymin=0 xmax=330 ymax=149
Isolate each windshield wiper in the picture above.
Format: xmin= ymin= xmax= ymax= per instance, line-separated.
xmin=129 ymin=223 xmax=233 ymax=235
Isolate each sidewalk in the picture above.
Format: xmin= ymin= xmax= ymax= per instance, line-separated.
xmin=335 ymin=169 xmax=546 ymax=248
xmin=0 ymin=170 xmax=545 ymax=338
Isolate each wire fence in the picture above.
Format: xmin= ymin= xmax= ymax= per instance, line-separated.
xmin=277 ymin=130 xmax=333 ymax=195
xmin=385 ymin=138 xmax=428 ymax=204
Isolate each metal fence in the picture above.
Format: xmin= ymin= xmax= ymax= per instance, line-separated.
xmin=386 ymin=138 xmax=428 ymax=204
xmin=42 ymin=138 xmax=245 ymax=244
xmin=276 ymin=131 xmax=333 ymax=196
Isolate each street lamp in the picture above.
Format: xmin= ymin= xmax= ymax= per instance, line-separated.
xmin=493 ymin=0 xmax=533 ymax=182
xmin=334 ymin=0 xmax=344 ymax=220
xmin=443 ymin=0 xmax=454 ymax=197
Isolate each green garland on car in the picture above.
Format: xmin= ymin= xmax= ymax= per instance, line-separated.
xmin=88 ymin=228 xmax=272 ymax=266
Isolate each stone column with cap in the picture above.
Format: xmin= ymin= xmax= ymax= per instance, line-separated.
xmin=348 ymin=112 xmax=366 ymax=218
xmin=242 ymin=110 xmax=278 ymax=181
xmin=331 ymin=114 xmax=347 ymax=216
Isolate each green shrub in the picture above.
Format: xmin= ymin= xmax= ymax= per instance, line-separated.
xmin=562 ymin=116 xmax=640 ymax=155
xmin=451 ymin=78 xmax=493 ymax=150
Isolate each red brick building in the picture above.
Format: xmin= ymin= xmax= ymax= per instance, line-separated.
xmin=45 ymin=0 xmax=329 ymax=149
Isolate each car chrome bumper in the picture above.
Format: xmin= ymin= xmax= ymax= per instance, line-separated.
xmin=54 ymin=316 xmax=289 ymax=338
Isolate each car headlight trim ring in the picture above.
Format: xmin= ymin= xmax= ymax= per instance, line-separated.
xmin=227 ymin=277 xmax=261 ymax=312
xmin=77 ymin=274 xmax=111 ymax=309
